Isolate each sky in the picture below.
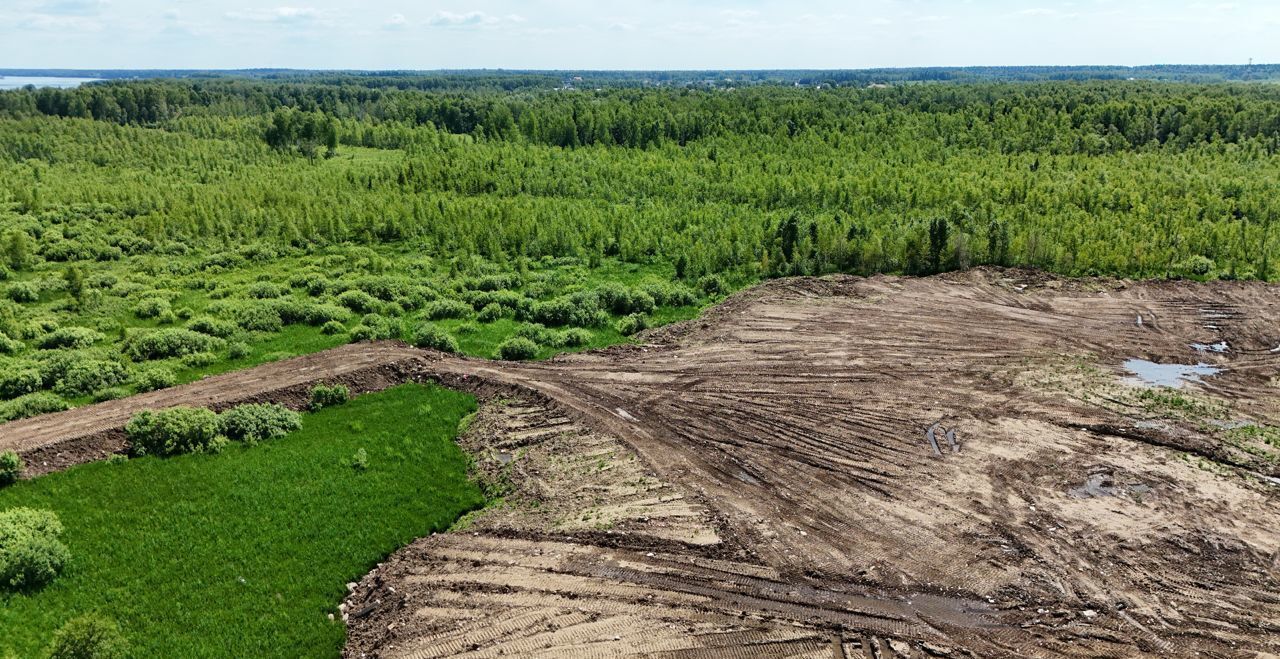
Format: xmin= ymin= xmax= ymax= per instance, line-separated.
xmin=0 ymin=0 xmax=1277 ymax=70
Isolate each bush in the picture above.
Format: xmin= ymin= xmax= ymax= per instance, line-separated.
xmin=0 ymin=392 xmax=69 ymax=423
xmin=0 ymin=507 xmax=70 ymax=590
xmin=0 ymin=367 xmax=41 ymax=400
xmin=124 ymin=329 xmax=224 ymax=361
xmin=320 ymin=320 xmax=345 ymax=335
xmin=36 ymin=327 xmax=104 ymax=350
xmin=133 ymin=365 xmax=177 ymax=393
xmin=126 ymin=407 xmax=223 ymax=457
xmin=423 ymin=299 xmax=472 ymax=320
xmin=6 ymin=282 xmax=38 ymax=303
xmin=559 ymin=328 xmax=594 ymax=347
xmin=92 ymin=387 xmax=129 ymax=403
xmin=350 ymin=448 xmax=369 ymax=471
xmin=131 ymin=296 xmax=170 ymax=319
xmin=348 ymin=314 xmax=398 ymax=342
xmin=496 ymin=336 xmax=539 ymax=361
xmin=234 ymin=304 xmax=283 ymax=333
xmin=0 ymin=450 xmax=21 ymax=486
xmin=180 ymin=351 xmax=218 ymax=368
xmin=309 ymin=383 xmax=349 ymax=411
xmin=410 ymin=323 xmax=459 ymax=353
xmin=335 ymin=289 xmax=380 ymax=313
xmin=186 ymin=316 xmax=238 ymax=339
xmin=642 ymin=281 xmax=698 ymax=307
xmin=246 ymin=281 xmax=284 ymax=299
xmin=513 ymin=322 xmax=555 ymax=345
xmin=217 ymin=403 xmax=301 ymax=443
xmin=477 ymin=302 xmax=505 ymax=323
xmin=616 ymin=313 xmax=650 ymax=336
xmin=698 ymin=274 xmax=727 ymax=296
xmin=46 ymin=614 xmax=129 ymax=659
xmin=0 ymin=333 xmax=23 ymax=355
xmin=55 ymin=359 xmax=128 ymax=397
xmin=595 ymin=283 xmax=656 ymax=315
xmin=228 ymin=341 xmax=252 ymax=359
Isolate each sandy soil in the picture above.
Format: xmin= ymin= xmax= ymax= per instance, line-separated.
xmin=4 ymin=269 xmax=1279 ymax=657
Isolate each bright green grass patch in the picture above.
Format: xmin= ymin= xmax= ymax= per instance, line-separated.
xmin=0 ymin=384 xmax=482 ymax=658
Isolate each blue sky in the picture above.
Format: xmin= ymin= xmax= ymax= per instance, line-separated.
xmin=1 ymin=1 xmax=1277 ymax=70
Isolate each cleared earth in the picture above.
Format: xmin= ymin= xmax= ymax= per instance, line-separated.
xmin=4 ymin=269 xmax=1279 ymax=657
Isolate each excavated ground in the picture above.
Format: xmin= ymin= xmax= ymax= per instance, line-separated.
xmin=4 ymin=270 xmax=1279 ymax=657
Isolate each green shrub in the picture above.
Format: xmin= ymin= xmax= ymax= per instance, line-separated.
xmin=348 ymin=314 xmax=398 ymax=342
xmin=642 ymin=281 xmax=698 ymax=307
xmin=0 ymin=333 xmax=23 ymax=354
xmin=234 ymin=304 xmax=283 ymax=333
xmin=46 ymin=614 xmax=129 ymax=659
xmin=616 ymin=313 xmax=650 ymax=336
xmin=217 ymin=403 xmax=301 ymax=444
xmin=124 ymin=329 xmax=224 ymax=361
xmin=126 ymin=407 xmax=223 ymax=457
xmin=698 ymin=274 xmax=727 ymax=296
xmin=131 ymin=296 xmax=170 ymax=319
xmin=410 ymin=323 xmax=459 ymax=353
xmin=0 ymin=450 xmax=21 ymax=486
xmin=292 ymin=302 xmax=349 ymax=326
xmin=477 ymin=302 xmax=505 ymax=323
xmin=559 ymin=328 xmax=594 ymax=347
xmin=186 ymin=316 xmax=238 ymax=339
xmin=335 ymin=289 xmax=379 ymax=313
xmin=309 ymin=383 xmax=349 ymax=411
xmin=55 ymin=359 xmax=128 ymax=397
xmin=423 ymin=299 xmax=472 ymax=320
xmin=36 ymin=327 xmax=104 ymax=350
xmin=246 ymin=281 xmax=284 ymax=299
xmin=180 ymin=351 xmax=218 ymax=368
xmin=0 ymin=392 xmax=69 ymax=423
xmin=175 ymin=306 xmax=196 ymax=320
xmin=0 ymin=367 xmax=41 ymax=400
xmin=455 ymin=322 xmax=479 ymax=335
xmin=0 ymin=507 xmax=70 ymax=590
xmin=92 ymin=387 xmax=129 ymax=402
xmin=134 ymin=365 xmax=177 ymax=393
xmin=227 ymin=341 xmax=252 ymax=359
xmin=350 ymin=447 xmax=369 ymax=471
xmin=595 ymin=283 xmax=656 ymax=315
xmin=6 ymin=282 xmax=38 ymax=303
xmin=496 ymin=336 xmax=539 ymax=361
xmin=514 ymin=322 xmax=555 ymax=345
xmin=320 ymin=320 xmax=345 ymax=335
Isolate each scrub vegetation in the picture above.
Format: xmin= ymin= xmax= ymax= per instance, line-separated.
xmin=0 ymin=383 xmax=482 ymax=658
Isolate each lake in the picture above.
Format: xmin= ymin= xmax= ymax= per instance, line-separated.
xmin=0 ymin=76 xmax=101 ymax=90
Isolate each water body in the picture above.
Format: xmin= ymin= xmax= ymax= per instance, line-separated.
xmin=0 ymin=76 xmax=101 ymax=90
xmin=1123 ymin=359 xmax=1221 ymax=388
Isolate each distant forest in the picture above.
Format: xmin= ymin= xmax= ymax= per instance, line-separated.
xmin=4 ymin=63 xmax=1280 ymax=88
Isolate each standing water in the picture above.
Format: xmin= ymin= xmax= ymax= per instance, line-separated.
xmin=0 ymin=76 xmax=101 ymax=90
xmin=1123 ymin=359 xmax=1221 ymax=388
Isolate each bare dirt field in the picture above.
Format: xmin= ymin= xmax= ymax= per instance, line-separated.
xmin=4 ymin=269 xmax=1279 ymax=657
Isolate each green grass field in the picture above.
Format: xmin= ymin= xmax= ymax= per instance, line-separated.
xmin=0 ymin=384 xmax=483 ymax=658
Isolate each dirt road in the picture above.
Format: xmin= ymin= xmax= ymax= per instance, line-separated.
xmin=4 ymin=270 xmax=1279 ymax=657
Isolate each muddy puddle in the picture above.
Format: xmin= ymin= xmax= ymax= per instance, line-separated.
xmin=1123 ymin=359 xmax=1221 ymax=388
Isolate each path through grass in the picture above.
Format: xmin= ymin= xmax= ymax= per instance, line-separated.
xmin=0 ymin=383 xmax=482 ymax=657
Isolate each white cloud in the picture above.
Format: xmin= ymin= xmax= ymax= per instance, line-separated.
xmin=425 ymin=10 xmax=521 ymax=29
xmin=225 ymin=6 xmax=326 ymax=24
xmin=37 ymin=0 xmax=109 ymax=16
xmin=385 ymin=13 xmax=407 ymax=29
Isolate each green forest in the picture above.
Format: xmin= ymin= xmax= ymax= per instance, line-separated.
xmin=0 ymin=75 xmax=1278 ymax=415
